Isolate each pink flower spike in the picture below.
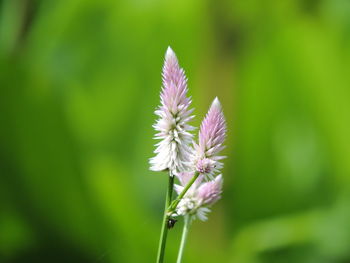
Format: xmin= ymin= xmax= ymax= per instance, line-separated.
xmin=194 ymin=97 xmax=227 ymax=178
xmin=173 ymin=174 xmax=223 ymax=221
xmin=197 ymin=174 xmax=223 ymax=205
xmin=150 ymin=47 xmax=195 ymax=175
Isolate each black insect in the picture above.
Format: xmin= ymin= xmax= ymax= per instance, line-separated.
xmin=167 ymin=218 xmax=177 ymax=229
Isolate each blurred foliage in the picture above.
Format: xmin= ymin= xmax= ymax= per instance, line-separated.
xmin=1 ymin=0 xmax=350 ymax=262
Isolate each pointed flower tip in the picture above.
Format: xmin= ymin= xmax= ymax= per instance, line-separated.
xmin=165 ymin=46 xmax=176 ymax=60
xmin=211 ymin=97 xmax=222 ymax=110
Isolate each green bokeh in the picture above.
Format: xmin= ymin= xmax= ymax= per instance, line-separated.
xmin=1 ymin=0 xmax=350 ymax=262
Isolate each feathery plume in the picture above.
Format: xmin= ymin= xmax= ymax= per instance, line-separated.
xmin=150 ymin=47 xmax=195 ymax=175
xmin=194 ymin=97 xmax=226 ymax=179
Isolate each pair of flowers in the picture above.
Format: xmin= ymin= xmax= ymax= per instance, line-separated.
xmin=150 ymin=47 xmax=227 ymax=223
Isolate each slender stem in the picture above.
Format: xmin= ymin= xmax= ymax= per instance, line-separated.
xmin=168 ymin=172 xmax=199 ymax=215
xmin=156 ymin=171 xmax=174 ymax=263
xmin=176 ymin=216 xmax=190 ymax=263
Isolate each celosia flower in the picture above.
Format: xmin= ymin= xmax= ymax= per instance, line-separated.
xmin=150 ymin=47 xmax=195 ymax=175
xmin=174 ymin=172 xmax=223 ymax=221
xmin=194 ymin=97 xmax=226 ymax=179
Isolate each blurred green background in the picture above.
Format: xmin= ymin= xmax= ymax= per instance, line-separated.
xmin=1 ymin=0 xmax=350 ymax=262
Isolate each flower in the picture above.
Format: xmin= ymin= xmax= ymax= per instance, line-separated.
xmin=194 ymin=97 xmax=226 ymax=179
xmin=150 ymin=47 xmax=195 ymax=175
xmin=174 ymin=172 xmax=223 ymax=221
xmin=197 ymin=174 xmax=223 ymax=205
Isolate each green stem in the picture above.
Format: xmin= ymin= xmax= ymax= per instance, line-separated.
xmin=176 ymin=216 xmax=190 ymax=263
xmin=168 ymin=172 xmax=199 ymax=215
xmin=156 ymin=171 xmax=174 ymax=263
